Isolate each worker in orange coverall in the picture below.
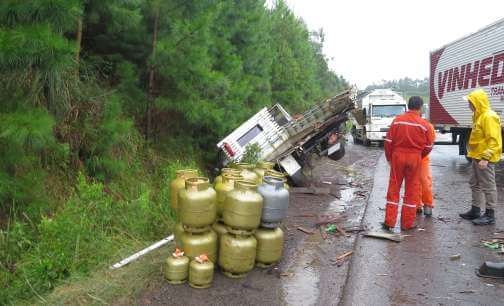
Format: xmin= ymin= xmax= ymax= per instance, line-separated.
xmin=383 ymin=96 xmax=435 ymax=230
xmin=417 ymin=122 xmax=436 ymax=217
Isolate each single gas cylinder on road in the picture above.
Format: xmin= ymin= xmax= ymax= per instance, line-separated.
xmin=165 ymin=248 xmax=189 ymax=285
xmin=223 ymin=180 xmax=263 ymax=235
xmin=178 ymin=177 xmax=216 ymax=233
xmin=214 ymin=168 xmax=241 ymax=186
xmin=189 ymin=255 xmax=214 ymax=289
xmin=255 ymin=227 xmax=284 ymax=268
xmin=181 ymin=230 xmax=217 ymax=263
xmin=254 ymin=161 xmax=275 ymax=183
xmin=170 ymin=169 xmax=198 ymax=213
xmin=215 ymin=173 xmax=243 ymax=220
xmin=258 ymin=176 xmax=289 ymax=228
xmin=235 ymin=162 xmax=260 ymax=184
xmin=219 ymin=233 xmax=257 ymax=278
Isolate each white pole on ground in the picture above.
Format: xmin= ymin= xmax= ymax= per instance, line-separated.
xmin=110 ymin=234 xmax=174 ymax=269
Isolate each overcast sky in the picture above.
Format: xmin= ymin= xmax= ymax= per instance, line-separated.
xmin=281 ymin=0 xmax=504 ymax=89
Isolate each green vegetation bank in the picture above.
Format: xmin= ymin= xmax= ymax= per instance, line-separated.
xmin=0 ymin=0 xmax=347 ymax=303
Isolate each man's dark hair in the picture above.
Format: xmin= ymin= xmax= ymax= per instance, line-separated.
xmin=408 ymin=96 xmax=423 ymax=110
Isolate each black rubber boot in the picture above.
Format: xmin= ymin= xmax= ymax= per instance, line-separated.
xmin=472 ymin=209 xmax=495 ymax=225
xmin=459 ymin=206 xmax=481 ymax=220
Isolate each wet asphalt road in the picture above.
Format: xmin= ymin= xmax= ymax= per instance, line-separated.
xmin=137 ymin=142 xmax=381 ymax=306
xmin=137 ymin=141 xmax=504 ymax=306
xmin=341 ymin=145 xmax=504 ymax=306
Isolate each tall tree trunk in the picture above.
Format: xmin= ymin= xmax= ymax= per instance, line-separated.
xmin=76 ymin=17 xmax=83 ymax=69
xmin=146 ymin=7 xmax=159 ymax=143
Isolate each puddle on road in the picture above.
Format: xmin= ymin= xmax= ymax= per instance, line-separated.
xmin=282 ymin=241 xmax=320 ymax=306
xmin=328 ymin=187 xmax=355 ymax=213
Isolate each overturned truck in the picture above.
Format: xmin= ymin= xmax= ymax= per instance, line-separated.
xmin=216 ymin=88 xmax=356 ymax=186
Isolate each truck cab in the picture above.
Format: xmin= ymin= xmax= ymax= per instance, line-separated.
xmin=351 ymin=89 xmax=407 ymax=145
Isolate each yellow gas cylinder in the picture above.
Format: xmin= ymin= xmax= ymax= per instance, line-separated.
xmin=254 ymin=227 xmax=284 ymax=268
xmin=165 ymin=248 xmax=189 ymax=284
xmin=174 ymin=222 xmax=184 ymax=248
xmin=235 ymin=163 xmax=260 ymax=183
xmin=215 ymin=173 xmax=243 ymax=220
xmin=181 ymin=230 xmax=217 ymax=263
xmin=170 ymin=169 xmax=198 ymax=214
xmin=214 ymin=168 xmax=241 ymax=186
xmin=178 ymin=177 xmax=217 ymax=233
xmin=219 ymin=233 xmax=257 ymax=278
xmin=189 ymin=254 xmax=214 ymax=289
xmin=223 ymin=180 xmax=263 ymax=235
xmin=212 ymin=221 xmax=228 ymax=259
xmin=254 ymin=161 xmax=275 ymax=183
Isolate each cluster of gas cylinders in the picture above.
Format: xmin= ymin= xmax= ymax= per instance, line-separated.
xmin=164 ymin=161 xmax=290 ymax=288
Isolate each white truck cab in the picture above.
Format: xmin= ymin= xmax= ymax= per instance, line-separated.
xmin=351 ymin=89 xmax=407 ymax=145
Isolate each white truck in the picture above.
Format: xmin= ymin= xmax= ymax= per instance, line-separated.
xmin=430 ymin=19 xmax=504 ymax=157
xmin=351 ymin=89 xmax=407 ymax=145
xmin=216 ymin=89 xmax=356 ymax=186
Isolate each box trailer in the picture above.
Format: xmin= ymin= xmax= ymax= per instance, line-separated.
xmin=429 ymin=19 xmax=504 ymax=157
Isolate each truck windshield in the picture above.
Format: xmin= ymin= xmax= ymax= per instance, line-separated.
xmin=372 ymin=105 xmax=406 ymax=118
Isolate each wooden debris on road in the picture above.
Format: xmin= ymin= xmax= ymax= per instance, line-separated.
xmin=335 ymin=225 xmax=350 ymax=237
xmin=295 ymin=213 xmax=316 ymax=218
xmin=331 ymin=251 xmax=353 ymax=266
xmin=290 ymin=187 xmax=330 ymax=195
xmin=336 ymin=251 xmax=353 ymax=261
xmin=449 ymin=254 xmax=461 ymax=261
xmin=297 ymin=226 xmax=315 ymax=235
xmin=363 ymin=231 xmax=402 ymax=242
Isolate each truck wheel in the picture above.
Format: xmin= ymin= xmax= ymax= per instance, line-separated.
xmin=351 ymin=126 xmax=361 ymax=144
xmin=289 ymin=170 xmax=309 ymax=187
xmin=328 ymin=142 xmax=346 ymax=161
xmin=363 ymin=128 xmax=370 ymax=146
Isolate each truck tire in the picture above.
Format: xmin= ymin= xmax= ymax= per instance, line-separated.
xmin=362 ymin=128 xmax=370 ymax=146
xmin=289 ymin=170 xmax=309 ymax=187
xmin=351 ymin=126 xmax=361 ymax=144
xmin=328 ymin=141 xmax=346 ymax=161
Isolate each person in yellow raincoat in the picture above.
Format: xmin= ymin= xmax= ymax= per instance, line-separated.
xmin=459 ymin=89 xmax=502 ymax=225
xmin=417 ymin=121 xmax=435 ymax=216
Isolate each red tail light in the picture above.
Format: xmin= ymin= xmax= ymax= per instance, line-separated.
xmin=223 ymin=142 xmax=235 ymax=157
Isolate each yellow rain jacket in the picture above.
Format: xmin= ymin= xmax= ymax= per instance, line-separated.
xmin=467 ymin=89 xmax=502 ymax=163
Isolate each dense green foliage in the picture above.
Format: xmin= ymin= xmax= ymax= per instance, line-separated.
xmin=0 ymin=0 xmax=346 ymax=303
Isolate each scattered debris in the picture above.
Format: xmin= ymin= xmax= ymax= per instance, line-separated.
xmin=291 ymin=187 xmax=330 ymax=195
xmin=316 ymin=214 xmax=342 ymax=226
xmin=418 ymin=228 xmax=426 ymax=232
xmin=436 ymin=216 xmax=450 ymax=223
xmin=344 ymin=226 xmax=366 ymax=233
xmin=335 ymin=225 xmax=350 ymax=237
xmin=376 ymin=274 xmax=389 ymax=276
xmin=449 ymin=254 xmax=461 ymax=261
xmin=321 ymin=181 xmax=333 ymax=185
xmin=325 ymin=224 xmax=337 ymax=234
xmin=320 ymin=227 xmax=328 ymax=240
xmin=295 ymin=213 xmax=316 ymax=218
xmin=297 ymin=226 xmax=315 ymax=235
xmin=363 ymin=231 xmax=402 ymax=243
xmin=459 ymin=290 xmax=476 ymax=294
xmin=482 ymin=240 xmax=503 ymax=250
xmin=336 ymin=251 xmax=353 ymax=261
xmin=331 ymin=251 xmax=353 ymax=266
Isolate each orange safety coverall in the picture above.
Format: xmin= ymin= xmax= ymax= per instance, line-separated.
xmin=384 ymin=111 xmax=434 ymax=230
xmin=418 ymin=123 xmax=435 ymax=210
